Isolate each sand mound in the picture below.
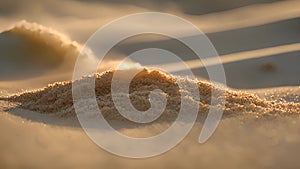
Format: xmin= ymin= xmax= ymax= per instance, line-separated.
xmin=0 ymin=20 xmax=81 ymax=79
xmin=6 ymin=68 xmax=300 ymax=121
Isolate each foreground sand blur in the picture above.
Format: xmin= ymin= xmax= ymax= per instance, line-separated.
xmin=2 ymin=99 xmax=300 ymax=169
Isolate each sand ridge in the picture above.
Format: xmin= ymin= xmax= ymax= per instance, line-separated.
xmin=6 ymin=68 xmax=300 ymax=121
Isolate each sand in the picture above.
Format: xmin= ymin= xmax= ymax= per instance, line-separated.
xmin=5 ymin=68 xmax=300 ymax=120
xmin=1 ymin=0 xmax=300 ymax=168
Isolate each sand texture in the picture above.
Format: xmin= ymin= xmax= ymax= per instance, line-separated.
xmin=1 ymin=0 xmax=300 ymax=168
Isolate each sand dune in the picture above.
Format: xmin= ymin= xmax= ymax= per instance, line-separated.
xmin=189 ymin=44 xmax=300 ymax=88
xmin=73 ymin=0 xmax=280 ymax=15
xmin=1 ymin=0 xmax=300 ymax=43
xmin=5 ymin=68 xmax=300 ymax=121
xmin=0 ymin=21 xmax=80 ymax=80
xmin=109 ymin=16 xmax=300 ymax=88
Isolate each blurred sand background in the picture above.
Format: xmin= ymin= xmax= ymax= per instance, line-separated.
xmin=1 ymin=0 xmax=300 ymax=168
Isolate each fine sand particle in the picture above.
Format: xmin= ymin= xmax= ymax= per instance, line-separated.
xmin=6 ymin=68 xmax=300 ymax=120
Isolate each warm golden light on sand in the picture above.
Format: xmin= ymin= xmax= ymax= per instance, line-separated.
xmin=1 ymin=0 xmax=300 ymax=168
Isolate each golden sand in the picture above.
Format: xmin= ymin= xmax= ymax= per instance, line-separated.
xmin=1 ymin=21 xmax=81 ymax=69
xmin=6 ymin=68 xmax=300 ymax=120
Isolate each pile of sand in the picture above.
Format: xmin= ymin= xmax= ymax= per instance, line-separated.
xmin=6 ymin=68 xmax=300 ymax=120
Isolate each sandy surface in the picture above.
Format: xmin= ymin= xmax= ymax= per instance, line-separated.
xmin=1 ymin=0 xmax=300 ymax=168
xmin=2 ymin=99 xmax=300 ymax=169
